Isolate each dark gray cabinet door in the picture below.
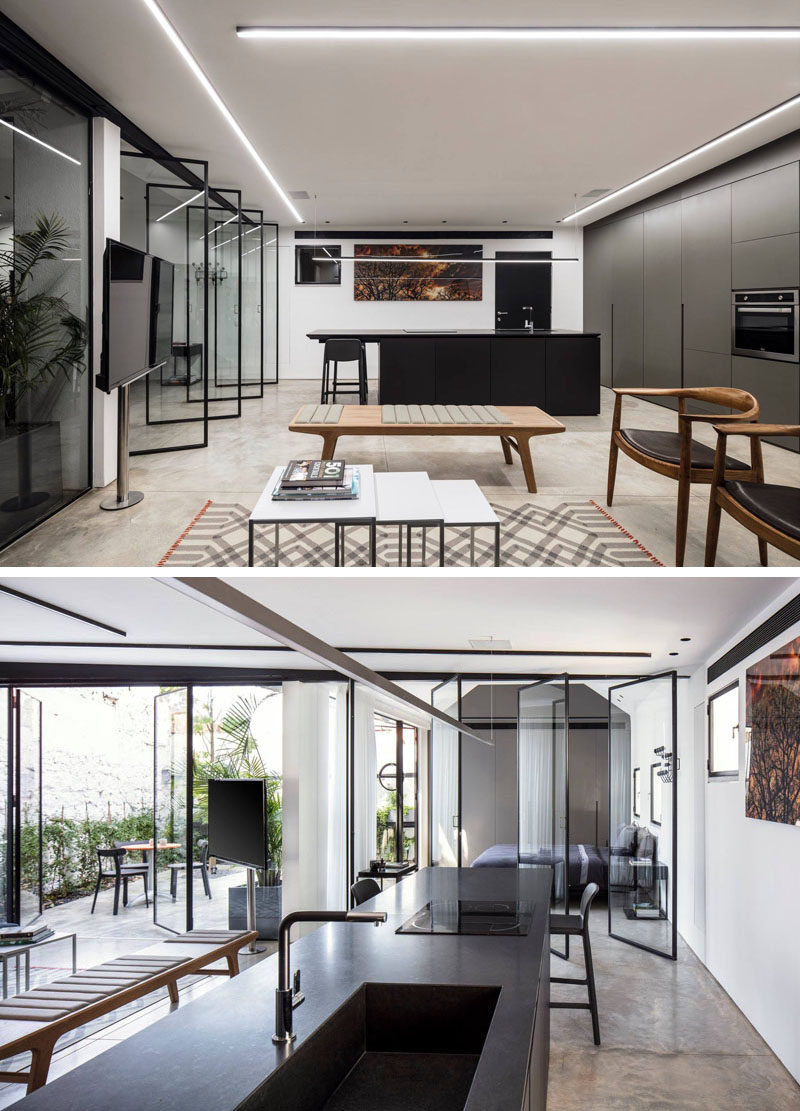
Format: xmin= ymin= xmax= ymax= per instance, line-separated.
xmin=435 ymin=339 xmax=491 ymax=403
xmin=731 ymin=162 xmax=800 ymax=243
xmin=379 ymin=339 xmax=436 ymax=403
xmin=490 ymin=338 xmax=546 ymax=406
xmin=583 ymin=221 xmax=614 ymax=388
xmin=682 ymin=185 xmax=731 ymax=355
xmin=732 ymin=355 xmax=799 ymax=452
xmin=732 ymin=233 xmax=800 ymax=289
xmin=611 ymin=214 xmax=644 ymax=388
xmin=683 ymin=348 xmax=731 ymax=414
xmin=644 ymin=201 xmax=682 ymax=400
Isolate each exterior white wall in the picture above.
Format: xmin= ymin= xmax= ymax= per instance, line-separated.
xmin=699 ymin=583 xmax=800 ymax=1085
xmin=92 ymin=117 xmax=120 ymax=487
xmin=277 ymin=227 xmax=583 ymax=378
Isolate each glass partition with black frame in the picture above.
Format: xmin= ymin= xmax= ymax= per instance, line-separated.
xmin=120 ymin=152 xmax=209 ymax=454
xmin=430 ymin=679 xmax=460 ymax=867
xmin=608 ymin=672 xmax=677 ymax=961
xmin=0 ymin=63 xmax=91 ymax=551
xmin=238 ymin=214 xmax=279 ymax=391
xmin=153 ymin=688 xmax=190 ymax=933
xmin=16 ymin=691 xmax=42 ymax=927
xmin=199 ymin=188 xmax=241 ymax=418
xmin=518 ymin=677 xmax=569 ymax=957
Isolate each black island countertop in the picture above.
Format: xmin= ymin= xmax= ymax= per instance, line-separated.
xmin=307 ymin=330 xmax=600 ymax=415
xmin=22 ymin=867 xmax=551 ymax=1111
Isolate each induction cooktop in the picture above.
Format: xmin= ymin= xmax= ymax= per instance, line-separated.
xmin=396 ymin=899 xmax=533 ymax=936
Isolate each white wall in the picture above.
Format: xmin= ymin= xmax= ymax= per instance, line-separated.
xmin=698 ymin=583 xmax=800 ymax=1085
xmin=278 ymin=228 xmax=583 ymax=378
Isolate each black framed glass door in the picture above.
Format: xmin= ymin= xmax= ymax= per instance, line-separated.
xmin=518 ymin=677 xmax=569 ymax=957
xmin=153 ymin=688 xmax=191 ymax=933
xmin=608 ymin=671 xmax=678 ymax=961
xmin=14 ymin=691 xmax=43 ymax=926
xmin=430 ymin=679 xmax=461 ymax=866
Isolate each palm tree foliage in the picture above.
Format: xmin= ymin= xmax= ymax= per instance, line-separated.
xmin=193 ymin=692 xmax=282 ymax=875
xmin=0 ymin=213 xmax=87 ymax=419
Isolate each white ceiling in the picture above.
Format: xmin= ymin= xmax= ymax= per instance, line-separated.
xmin=0 ymin=573 xmax=793 ymax=676
xmin=3 ymin=1 xmax=800 ymax=225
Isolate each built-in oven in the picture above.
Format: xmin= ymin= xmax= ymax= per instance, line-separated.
xmin=732 ymin=289 xmax=799 ymax=362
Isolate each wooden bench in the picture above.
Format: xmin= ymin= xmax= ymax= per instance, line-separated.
xmin=0 ymin=928 xmax=256 ymax=1093
xmin=289 ymin=403 xmax=565 ymax=494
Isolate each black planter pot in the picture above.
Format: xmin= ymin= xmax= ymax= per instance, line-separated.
xmin=228 ymin=882 xmax=282 ymax=940
xmin=0 ymin=421 xmax=63 ymax=546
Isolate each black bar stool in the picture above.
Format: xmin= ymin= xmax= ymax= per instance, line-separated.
xmin=350 ymin=878 xmax=381 ymax=906
xmin=321 ymin=338 xmax=367 ymax=404
xmin=549 ymin=881 xmax=601 ymax=1044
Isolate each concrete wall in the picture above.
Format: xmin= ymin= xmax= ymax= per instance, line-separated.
xmin=277 ymin=228 xmax=583 ymax=378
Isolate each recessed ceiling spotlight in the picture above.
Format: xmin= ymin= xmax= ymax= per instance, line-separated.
xmin=402 ymin=220 xmax=409 ymax=224
xmin=237 ymin=26 xmax=800 ymax=41
xmin=141 ymin=0 xmax=303 ymax=222
xmin=680 ymin=637 xmax=691 ymax=642
xmin=669 ymin=652 xmax=679 ymax=656
xmin=442 ymin=219 xmax=447 ymax=224
xmin=502 ymin=219 xmax=508 ymax=224
xmin=564 ymin=92 xmax=800 ymax=223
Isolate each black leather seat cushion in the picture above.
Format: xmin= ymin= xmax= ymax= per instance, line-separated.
xmin=727 ymin=481 xmax=800 ymax=542
xmin=620 ymin=429 xmax=748 ymax=470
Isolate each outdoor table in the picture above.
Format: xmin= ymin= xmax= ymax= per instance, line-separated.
xmin=0 ymin=932 xmax=77 ymax=999
xmin=119 ymin=841 xmax=181 ymax=899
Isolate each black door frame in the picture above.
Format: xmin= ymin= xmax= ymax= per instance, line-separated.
xmin=607 ymin=670 xmax=678 ymax=961
xmin=494 ymin=250 xmax=553 ymax=330
xmin=6 ymin=690 xmax=43 ymax=926
xmin=429 ymin=677 xmax=462 ymax=868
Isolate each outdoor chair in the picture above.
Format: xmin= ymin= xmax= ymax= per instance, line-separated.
xmin=91 ymin=848 xmax=149 ymax=915
xmin=168 ymin=839 xmax=212 ymax=899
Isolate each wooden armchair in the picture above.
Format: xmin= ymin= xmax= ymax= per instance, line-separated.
xmin=705 ymin=424 xmax=800 ymax=566
xmin=607 ymin=387 xmax=761 ymax=566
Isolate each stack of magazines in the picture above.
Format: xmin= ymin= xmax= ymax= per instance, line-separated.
xmin=272 ymin=459 xmax=359 ymax=502
xmin=0 ymin=923 xmax=54 ymax=947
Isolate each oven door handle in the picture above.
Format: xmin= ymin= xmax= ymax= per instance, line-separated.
xmin=735 ymin=306 xmax=793 ymax=314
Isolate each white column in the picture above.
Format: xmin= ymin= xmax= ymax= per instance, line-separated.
xmin=91 ymin=117 xmax=120 ymax=487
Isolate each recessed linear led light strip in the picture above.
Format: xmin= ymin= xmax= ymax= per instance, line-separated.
xmin=141 ymin=0 xmax=303 ymax=223
xmin=211 ymin=226 xmax=267 ymax=251
xmin=0 ymin=118 xmax=81 ymax=165
xmin=155 ymin=190 xmax=205 ymax=222
xmin=236 ymin=25 xmax=800 ymax=41
xmin=313 ymin=255 xmax=578 ymax=263
xmin=564 ymin=91 xmax=800 ymax=223
xmin=200 ymin=213 xmax=238 ymax=240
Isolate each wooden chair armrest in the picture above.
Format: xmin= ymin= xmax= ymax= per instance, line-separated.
xmin=679 ymin=410 xmax=759 ymax=425
xmin=712 ymin=423 xmax=800 ymax=437
xmin=612 ymin=388 xmax=683 ymax=397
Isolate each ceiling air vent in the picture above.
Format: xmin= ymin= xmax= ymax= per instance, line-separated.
xmin=468 ymin=637 xmax=512 ymax=650
xmin=289 ymin=190 xmax=310 ymax=200
xmin=581 ymin=188 xmax=609 ymax=198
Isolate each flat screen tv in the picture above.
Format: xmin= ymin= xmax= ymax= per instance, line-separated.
xmin=207 ymin=779 xmax=268 ymax=871
xmin=97 ymin=239 xmax=174 ymax=393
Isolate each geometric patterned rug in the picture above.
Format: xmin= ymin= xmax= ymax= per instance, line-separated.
xmin=159 ymin=498 xmax=662 ymax=567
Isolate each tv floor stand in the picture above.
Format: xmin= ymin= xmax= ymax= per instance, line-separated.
xmin=100 ymin=383 xmax=144 ymax=511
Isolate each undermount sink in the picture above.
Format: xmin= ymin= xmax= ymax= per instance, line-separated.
xmin=243 ymin=982 xmax=500 ymax=1111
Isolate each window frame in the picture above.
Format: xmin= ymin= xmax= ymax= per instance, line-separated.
xmin=373 ymin=712 xmax=418 ymax=865
xmin=633 ymin=766 xmax=641 ymax=818
xmin=708 ymin=680 xmax=740 ymax=780
xmin=295 ymin=245 xmax=342 ymax=285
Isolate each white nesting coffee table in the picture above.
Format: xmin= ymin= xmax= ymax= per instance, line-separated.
xmin=431 ymin=479 xmax=500 ymax=567
xmin=249 ymin=465 xmax=376 ymax=566
xmin=0 ymin=932 xmax=77 ymax=999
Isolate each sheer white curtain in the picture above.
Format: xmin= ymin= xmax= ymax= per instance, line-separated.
xmin=325 ymin=684 xmax=348 ymax=908
xmin=353 ymin=686 xmax=378 ymax=876
xmin=518 ymin=714 xmax=552 ymax=856
xmin=430 ymin=720 xmax=459 ymax=866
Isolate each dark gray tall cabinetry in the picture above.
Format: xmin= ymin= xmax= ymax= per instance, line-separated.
xmin=583 ymin=142 xmax=800 ymax=451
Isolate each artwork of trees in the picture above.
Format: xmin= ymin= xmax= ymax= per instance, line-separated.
xmin=353 ymin=244 xmax=482 ymax=301
xmin=745 ymin=636 xmax=800 ymax=826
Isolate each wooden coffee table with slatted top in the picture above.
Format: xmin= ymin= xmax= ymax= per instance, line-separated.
xmin=289 ymin=403 xmax=564 ymax=494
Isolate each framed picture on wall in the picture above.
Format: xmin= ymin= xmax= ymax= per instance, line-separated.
xmin=650 ymin=763 xmax=662 ymax=825
xmin=633 ymin=767 xmax=641 ymax=818
xmin=745 ymin=635 xmax=800 ymax=826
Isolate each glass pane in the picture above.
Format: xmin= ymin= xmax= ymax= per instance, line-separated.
xmin=154 ymin=688 xmax=188 ymax=932
xmin=205 ymin=190 xmax=241 ymax=411
xmin=264 ymin=224 xmax=278 ymax=383
xmin=120 ymin=154 xmax=209 ymax=452
xmin=375 ymin=716 xmax=397 ymax=860
xmin=609 ymin=675 xmax=675 ymax=958
xmin=518 ymin=679 xmax=568 ymax=954
xmin=18 ymin=693 xmax=42 ymax=925
xmin=709 ymin=685 xmax=739 ymax=776
xmin=241 ymin=212 xmax=264 ymax=395
xmin=0 ymin=690 xmax=8 ymax=919
xmin=402 ymin=726 xmax=417 ymax=864
xmin=0 ymin=65 xmax=90 ymax=550
xmin=430 ymin=680 xmax=460 ymax=866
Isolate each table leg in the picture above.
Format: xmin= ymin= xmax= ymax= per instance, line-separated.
xmin=1 ymin=957 xmax=6 ymax=1000
xmin=248 ymin=522 xmax=254 ymax=567
xmin=274 ymin=523 xmax=280 ymax=568
xmin=335 ymin=523 xmax=340 ymax=567
xmin=470 ymin=527 xmax=475 ymax=567
xmin=500 ymin=435 xmax=513 ymax=464
xmin=406 ymin=525 xmax=412 ymax=567
xmin=320 ymin=433 xmax=339 ymax=461
xmin=439 ymin=525 xmax=445 ymax=567
xmin=515 ymin=436 xmax=537 ymax=494
xmin=341 ymin=525 xmax=347 ymax=566
xmin=398 ymin=525 xmax=403 ymax=567
xmin=494 ymin=522 xmax=501 ymax=567
xmin=72 ymin=934 xmax=77 ymax=974
xmin=422 ymin=527 xmax=426 ymax=565
xmin=25 ymin=950 xmax=30 ymax=991
xmin=370 ymin=523 xmax=377 ymax=567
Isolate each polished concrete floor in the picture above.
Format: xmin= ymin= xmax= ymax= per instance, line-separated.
xmin=548 ymin=924 xmax=800 ymax=1110
xmin=1 ymin=381 xmax=798 ymax=567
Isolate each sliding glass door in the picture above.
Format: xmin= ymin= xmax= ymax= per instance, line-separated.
xmin=608 ymin=672 xmax=677 ymax=960
xmin=153 ymin=688 xmax=190 ymax=933
xmin=15 ymin=692 xmax=43 ymax=926
xmin=430 ymin=679 xmax=460 ymax=866
xmin=518 ymin=677 xmax=569 ymax=956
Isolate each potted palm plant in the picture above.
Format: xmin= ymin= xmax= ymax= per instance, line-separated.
xmin=0 ymin=213 xmax=87 ymax=541
xmin=192 ymin=693 xmax=284 ymax=938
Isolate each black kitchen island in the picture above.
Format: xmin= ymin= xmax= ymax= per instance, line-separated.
xmin=307 ymin=328 xmax=600 ymax=415
xmin=22 ymin=867 xmax=551 ymax=1111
